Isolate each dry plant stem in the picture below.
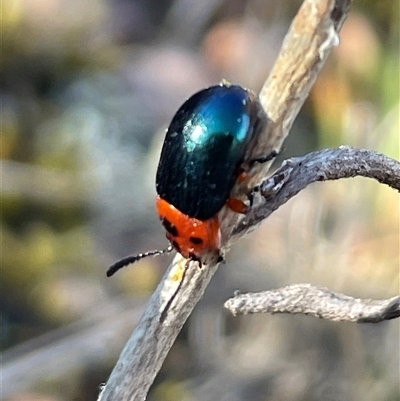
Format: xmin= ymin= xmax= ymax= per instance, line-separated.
xmin=225 ymin=285 xmax=400 ymax=323
xmin=98 ymin=1 xmax=353 ymax=400
xmin=257 ymin=0 xmax=351 ymax=151
xmin=233 ymin=146 xmax=400 ymax=238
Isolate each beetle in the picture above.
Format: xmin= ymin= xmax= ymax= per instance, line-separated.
xmin=107 ymin=82 xmax=270 ymax=277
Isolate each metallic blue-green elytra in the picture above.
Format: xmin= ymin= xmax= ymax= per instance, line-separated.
xmin=156 ymin=84 xmax=263 ymax=221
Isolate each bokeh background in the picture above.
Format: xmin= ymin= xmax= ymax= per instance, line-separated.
xmin=1 ymin=0 xmax=399 ymax=400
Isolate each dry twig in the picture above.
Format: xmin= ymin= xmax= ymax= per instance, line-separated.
xmin=225 ymin=284 xmax=400 ymax=323
xmin=233 ymin=146 xmax=400 ymax=238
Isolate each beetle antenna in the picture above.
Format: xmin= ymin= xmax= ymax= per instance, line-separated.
xmin=106 ymin=244 xmax=173 ymax=277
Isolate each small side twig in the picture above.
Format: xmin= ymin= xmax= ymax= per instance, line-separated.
xmin=233 ymin=146 xmax=400 ymax=238
xmin=225 ymin=284 xmax=400 ymax=323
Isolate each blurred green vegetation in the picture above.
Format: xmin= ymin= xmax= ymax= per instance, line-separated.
xmin=1 ymin=1 xmax=398 ymax=401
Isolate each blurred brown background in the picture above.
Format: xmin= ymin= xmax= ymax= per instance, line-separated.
xmin=1 ymin=1 xmax=399 ymax=400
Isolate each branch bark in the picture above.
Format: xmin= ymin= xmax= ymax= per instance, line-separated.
xmin=233 ymin=146 xmax=400 ymax=238
xmin=224 ymin=284 xmax=400 ymax=323
xmin=99 ymin=1 xmax=357 ymax=400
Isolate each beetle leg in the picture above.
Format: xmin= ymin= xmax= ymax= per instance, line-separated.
xmin=249 ymin=149 xmax=279 ymax=167
xmin=226 ymin=197 xmax=248 ymax=214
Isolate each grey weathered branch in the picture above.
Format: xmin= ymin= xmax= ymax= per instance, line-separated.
xmin=225 ymin=284 xmax=400 ymax=323
xmin=233 ymin=146 xmax=400 ymax=238
xmin=98 ymin=1 xmax=355 ymax=400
